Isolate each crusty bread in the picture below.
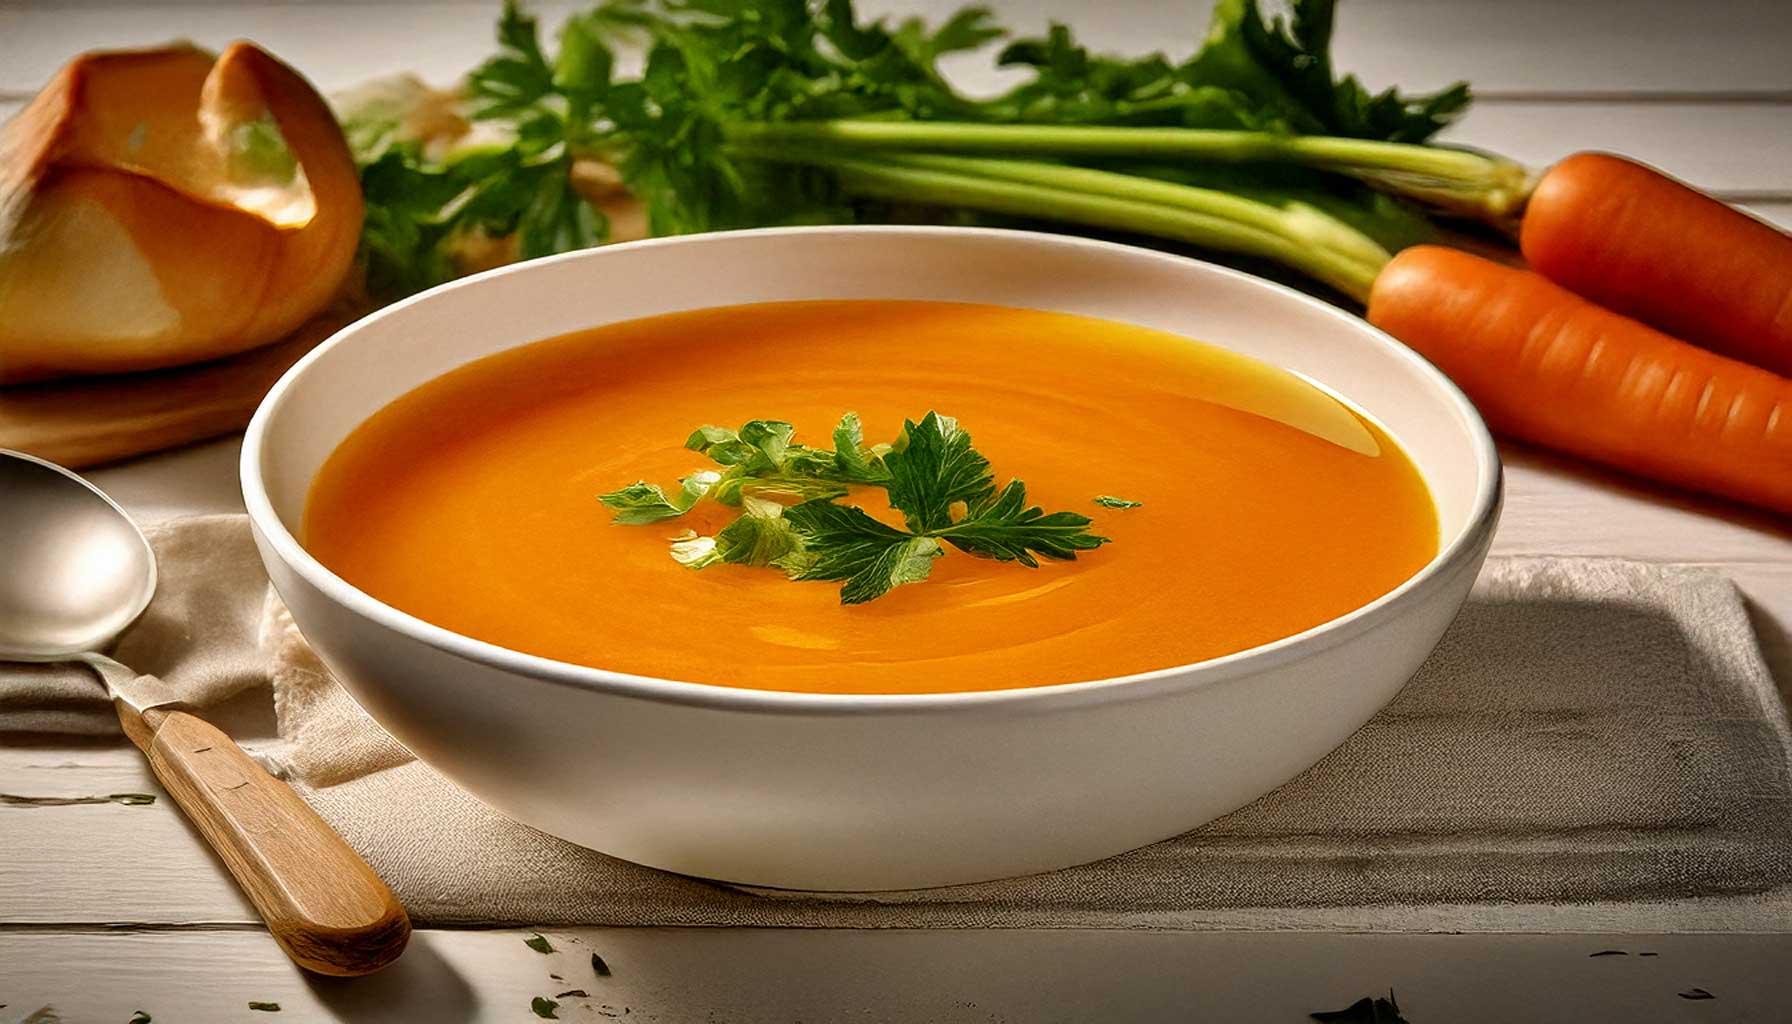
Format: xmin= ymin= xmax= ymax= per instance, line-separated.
xmin=0 ymin=42 xmax=362 ymax=384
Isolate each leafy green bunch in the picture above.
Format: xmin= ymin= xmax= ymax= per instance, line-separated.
xmin=599 ymin=412 xmax=1116 ymax=603
xmin=340 ymin=0 xmax=1513 ymax=304
xmin=986 ymin=0 xmax=1467 ymax=139
xmin=349 ymin=3 xmax=615 ymax=298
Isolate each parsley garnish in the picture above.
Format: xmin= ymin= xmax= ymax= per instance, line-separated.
xmin=1093 ymin=495 xmax=1142 ymax=509
xmin=531 ymin=996 xmax=560 ymax=1018
xmin=600 ymin=412 xmax=1114 ymax=603
xmin=247 ymin=1003 xmax=281 ymax=1013
xmin=1679 ymin=988 xmax=1715 ymax=1001
xmin=1310 ymin=991 xmax=1407 ymax=1023
xmin=590 ymin=952 xmax=612 ymax=977
xmin=524 ymin=933 xmax=555 ymax=954
xmin=128 ymin=1013 xmax=152 ymax=1023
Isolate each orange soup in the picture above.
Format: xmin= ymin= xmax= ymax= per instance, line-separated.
xmin=304 ymin=300 xmax=1437 ymax=694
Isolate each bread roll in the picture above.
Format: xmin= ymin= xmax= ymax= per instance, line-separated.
xmin=0 ymin=42 xmax=363 ymax=384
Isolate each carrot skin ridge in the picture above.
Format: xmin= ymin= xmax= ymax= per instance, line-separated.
xmin=1521 ymin=152 xmax=1792 ymax=377
xmin=1368 ymin=245 xmax=1792 ymax=517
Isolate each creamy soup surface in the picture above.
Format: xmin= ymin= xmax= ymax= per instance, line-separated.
xmin=304 ymin=300 xmax=1438 ymax=694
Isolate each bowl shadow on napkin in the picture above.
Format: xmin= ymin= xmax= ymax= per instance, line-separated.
xmin=1145 ymin=595 xmax=1792 ymax=910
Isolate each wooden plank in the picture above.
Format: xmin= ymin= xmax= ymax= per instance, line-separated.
xmin=1742 ymin=201 xmax=1792 ymax=231
xmin=4 ymin=0 xmax=1792 ymax=96
xmin=1445 ymin=101 xmax=1792 ymax=195
xmin=2 ymin=927 xmax=1790 ymax=1022
xmin=1496 ymin=446 xmax=1792 ymax=566
xmin=0 ymin=745 xmax=257 ymax=925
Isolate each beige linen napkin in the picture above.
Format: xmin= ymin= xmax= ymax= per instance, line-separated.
xmin=7 ymin=515 xmax=1792 ymax=931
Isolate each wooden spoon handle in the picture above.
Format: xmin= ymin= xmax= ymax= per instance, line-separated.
xmin=119 ymin=704 xmax=410 ymax=975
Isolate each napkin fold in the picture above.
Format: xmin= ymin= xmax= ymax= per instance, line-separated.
xmin=7 ymin=515 xmax=1792 ymax=932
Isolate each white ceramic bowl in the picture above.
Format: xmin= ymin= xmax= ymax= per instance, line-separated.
xmin=243 ymin=226 xmax=1501 ymax=890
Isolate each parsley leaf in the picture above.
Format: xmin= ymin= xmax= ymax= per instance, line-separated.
xmin=524 ymin=933 xmax=556 ymax=954
xmin=1310 ymin=991 xmax=1407 ymax=1023
xmin=1093 ymin=495 xmax=1142 ymax=508
xmin=1679 ymin=988 xmax=1716 ymax=1001
xmin=670 ymin=497 xmax=806 ymax=570
xmin=598 ymin=472 xmax=721 ymax=524
xmin=1183 ymin=0 xmax=1468 ymax=143
xmin=883 ymin=412 xmax=994 ymax=533
xmin=937 ymin=480 xmax=1107 ymax=566
xmin=531 ymin=995 xmax=560 ymax=1019
xmin=779 ymin=500 xmax=946 ymax=603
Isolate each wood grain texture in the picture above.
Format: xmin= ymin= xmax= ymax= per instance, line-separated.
xmin=3 ymin=0 xmax=1792 ymax=1017
xmin=123 ymin=706 xmax=410 ymax=975
xmin=4 ymin=0 xmax=1792 ymax=95
xmin=0 ymin=308 xmax=355 ymax=470
xmin=3 ymin=927 xmax=1792 ymax=1023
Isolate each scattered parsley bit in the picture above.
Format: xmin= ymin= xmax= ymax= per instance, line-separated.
xmin=128 ymin=1013 xmax=152 ymax=1023
xmin=1679 ymin=988 xmax=1715 ymax=1001
xmin=1093 ymin=495 xmax=1143 ymax=509
xmin=247 ymin=1003 xmax=281 ymax=1013
xmin=531 ymin=996 xmax=560 ymax=1018
xmin=549 ymin=973 xmax=564 ymax=982
xmin=591 ymin=952 xmax=612 ymax=977
xmin=1639 ymin=952 xmax=1659 ymax=957
xmin=602 ymin=412 xmax=1110 ymax=603
xmin=1311 ymin=991 xmax=1407 ymax=1023
xmin=555 ymin=989 xmax=590 ymax=999
xmin=1588 ymin=949 xmax=1628 ymax=957
xmin=525 ymin=933 xmax=555 ymax=954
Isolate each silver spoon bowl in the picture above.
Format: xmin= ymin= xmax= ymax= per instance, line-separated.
xmin=0 ymin=449 xmax=157 ymax=660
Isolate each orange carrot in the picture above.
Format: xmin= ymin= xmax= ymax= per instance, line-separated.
xmin=1520 ymin=152 xmax=1792 ymax=377
xmin=1368 ymin=245 xmax=1792 ymax=517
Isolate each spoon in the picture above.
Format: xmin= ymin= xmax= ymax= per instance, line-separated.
xmin=0 ymin=449 xmax=410 ymax=976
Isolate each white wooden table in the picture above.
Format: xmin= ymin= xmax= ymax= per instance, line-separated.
xmin=5 ymin=2 xmax=1792 ymax=1020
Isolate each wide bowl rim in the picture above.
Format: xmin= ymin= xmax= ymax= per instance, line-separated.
xmin=241 ymin=224 xmax=1502 ymax=715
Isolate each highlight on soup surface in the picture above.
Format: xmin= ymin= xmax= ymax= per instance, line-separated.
xmin=303 ymin=300 xmax=1439 ymax=695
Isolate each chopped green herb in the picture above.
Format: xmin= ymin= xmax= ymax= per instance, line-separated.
xmin=780 ymin=504 xmax=945 ymax=605
xmin=1093 ymin=495 xmax=1143 ymax=509
xmin=591 ymin=952 xmax=612 ymax=977
xmin=549 ymin=973 xmax=564 ymax=982
xmin=525 ymin=933 xmax=555 ymax=954
xmin=128 ymin=1013 xmax=152 ymax=1023
xmin=598 ymin=472 xmax=722 ymax=525
xmin=1589 ymin=949 xmax=1627 ymax=957
xmin=1679 ymin=988 xmax=1715 ymax=1001
xmin=247 ymin=1003 xmax=281 ymax=1013
xmin=934 ymin=479 xmax=1109 ymax=566
xmin=1311 ymin=991 xmax=1406 ymax=1023
xmin=555 ymin=989 xmax=590 ymax=999
xmin=1639 ymin=952 xmax=1659 ymax=957
xmin=531 ymin=996 xmax=560 ymax=1018
xmin=883 ymin=412 xmax=994 ymax=533
xmin=603 ymin=412 xmax=1109 ymax=603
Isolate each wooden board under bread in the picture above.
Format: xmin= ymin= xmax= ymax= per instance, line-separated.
xmin=0 ymin=308 xmax=359 ymax=470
